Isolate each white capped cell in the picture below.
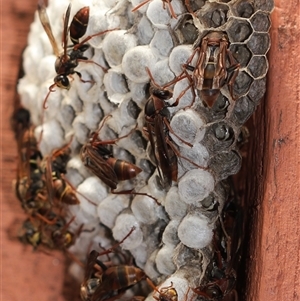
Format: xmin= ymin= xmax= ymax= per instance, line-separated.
xmin=101 ymin=103 xmax=137 ymax=134
xmin=89 ymin=49 xmax=107 ymax=82
xmin=162 ymin=220 xmax=180 ymax=246
xmin=72 ymin=70 xmax=94 ymax=101
xmin=34 ymin=119 xmax=65 ymax=156
xmin=22 ymin=44 xmax=45 ymax=83
xmin=150 ymin=59 xmax=175 ymax=86
xmin=150 ymin=30 xmax=174 ymax=58
xmin=77 ymin=177 xmax=108 ymax=216
xmin=17 ymin=80 xmax=39 ymax=122
xmin=67 ymin=156 xmax=92 ymax=180
xmin=82 ymin=102 xmax=103 ymax=130
xmin=136 ymin=15 xmax=154 ymax=45
xmin=68 ymin=204 xmax=99 ymax=225
xmin=165 ymin=0 xmax=186 ymax=18
xmin=38 ymin=82 xmax=63 ymax=121
xmin=169 ymin=45 xmax=193 ymax=75
xmin=145 ymin=254 xmax=160 ymax=282
xmin=169 ymin=109 xmax=206 ymax=146
xmin=155 ymin=245 xmax=176 ymax=275
xmin=127 ymin=81 xmax=148 ymax=106
xmin=37 ymin=55 xmax=56 ymax=86
xmin=85 ymin=10 xmax=118 ymax=49
xmin=97 ymin=194 xmax=130 ymax=228
xmin=65 ymin=88 xmax=83 ymax=113
xmin=56 ymin=103 xmax=75 ymax=132
xmin=102 ymin=30 xmax=137 ymax=67
xmin=179 ymin=143 xmax=210 ymax=171
xmin=103 ymin=69 xmax=129 ymax=97
xmin=106 ymin=0 xmax=129 ymax=16
xmin=178 ymin=169 xmax=215 ymax=205
xmin=178 ymin=212 xmax=214 ymax=249
xmin=131 ymin=191 xmax=160 ymax=224
xmin=65 ymin=165 xmax=85 ymax=188
xmin=146 ymin=171 xmax=167 ymax=202
xmin=172 ymin=77 xmax=195 ymax=110
xmin=146 ymin=0 xmax=172 ymax=28
xmin=130 ymin=242 xmax=148 ymax=266
xmin=122 ymin=46 xmax=157 ymax=83
xmin=131 ymin=0 xmax=149 ymax=14
xmin=112 ymin=213 xmax=143 ymax=250
xmin=165 ymin=187 xmax=187 ymax=220
xmin=72 ymin=114 xmax=90 ymax=145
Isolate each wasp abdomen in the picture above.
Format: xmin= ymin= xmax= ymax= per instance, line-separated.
xmin=70 ymin=7 xmax=89 ymax=45
xmin=106 ymin=158 xmax=142 ymax=181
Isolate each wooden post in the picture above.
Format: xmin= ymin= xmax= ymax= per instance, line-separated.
xmin=244 ymin=1 xmax=300 ymax=300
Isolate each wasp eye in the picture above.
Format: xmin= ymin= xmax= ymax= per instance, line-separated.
xmin=55 ymin=75 xmax=70 ymax=90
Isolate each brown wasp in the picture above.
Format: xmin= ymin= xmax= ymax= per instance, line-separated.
xmin=20 ymin=213 xmax=75 ymax=250
xmin=80 ymin=116 xmax=142 ymax=190
xmin=81 ymin=227 xmax=146 ymax=301
xmin=43 ymin=214 xmax=78 ymax=250
xmin=14 ymin=126 xmax=53 ymax=221
xmin=18 ymin=217 xmax=42 ymax=249
xmin=181 ymin=31 xmax=240 ymax=108
xmin=144 ymin=68 xmax=207 ymax=190
xmin=80 ymin=116 xmax=159 ymax=204
xmin=38 ymin=1 xmax=116 ymax=108
xmin=19 ymin=212 xmax=85 ymax=266
xmin=42 ymin=140 xmax=80 ymax=206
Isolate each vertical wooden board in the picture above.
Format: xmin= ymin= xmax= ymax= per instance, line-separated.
xmin=246 ymin=0 xmax=300 ymax=300
xmin=1 ymin=1 xmax=68 ymax=301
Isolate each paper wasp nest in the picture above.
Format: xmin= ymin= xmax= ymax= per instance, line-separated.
xmin=17 ymin=0 xmax=273 ymax=299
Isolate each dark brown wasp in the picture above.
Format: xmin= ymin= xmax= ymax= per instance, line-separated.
xmin=132 ymin=0 xmax=177 ymax=19
xmin=14 ymin=126 xmax=52 ymax=219
xmin=192 ymin=262 xmax=237 ymax=300
xmin=144 ymin=68 xmax=207 ymax=190
xmin=182 ymin=31 xmax=240 ymax=108
xmin=81 ymin=227 xmax=147 ymax=301
xmin=42 ymin=141 xmax=80 ymax=206
xmin=38 ymin=1 xmax=116 ymax=108
xmin=42 ymin=214 xmax=78 ymax=250
xmin=19 ymin=212 xmax=84 ymax=265
xmin=80 ymin=116 xmax=158 ymax=204
xmin=18 ymin=217 xmax=42 ymax=249
xmin=80 ymin=133 xmax=142 ymax=191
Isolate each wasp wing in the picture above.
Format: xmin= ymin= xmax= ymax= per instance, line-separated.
xmin=37 ymin=0 xmax=60 ymax=57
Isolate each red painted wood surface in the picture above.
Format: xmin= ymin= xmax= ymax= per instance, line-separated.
xmin=1 ymin=1 xmax=67 ymax=301
xmin=245 ymin=0 xmax=300 ymax=300
xmin=1 ymin=0 xmax=299 ymax=300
